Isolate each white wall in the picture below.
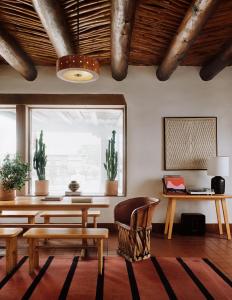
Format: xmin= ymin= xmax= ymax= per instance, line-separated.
xmin=0 ymin=65 xmax=232 ymax=224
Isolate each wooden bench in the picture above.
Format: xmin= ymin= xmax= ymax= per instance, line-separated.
xmin=0 ymin=228 xmax=23 ymax=274
xmin=23 ymin=228 xmax=108 ymax=274
xmin=0 ymin=211 xmax=39 ymax=224
xmin=40 ymin=210 xmax=101 ymax=227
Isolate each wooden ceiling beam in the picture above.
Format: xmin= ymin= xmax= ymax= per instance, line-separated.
xmin=200 ymin=41 xmax=232 ymax=80
xmin=32 ymin=0 xmax=74 ymax=57
xmin=0 ymin=26 xmax=37 ymax=81
xmin=111 ymin=0 xmax=136 ymax=81
xmin=156 ymin=0 xmax=219 ymax=81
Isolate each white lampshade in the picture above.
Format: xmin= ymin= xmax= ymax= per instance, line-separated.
xmin=207 ymin=156 xmax=229 ymax=177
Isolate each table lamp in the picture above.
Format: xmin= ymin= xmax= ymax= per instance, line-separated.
xmin=207 ymin=156 xmax=229 ymax=194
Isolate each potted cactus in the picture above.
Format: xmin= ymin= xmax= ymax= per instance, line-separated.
xmin=33 ymin=130 xmax=48 ymax=196
xmin=0 ymin=154 xmax=30 ymax=201
xmin=104 ymin=130 xmax=118 ymax=196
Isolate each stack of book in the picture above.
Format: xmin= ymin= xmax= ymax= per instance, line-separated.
xmin=65 ymin=191 xmax=81 ymax=196
xmin=187 ymin=188 xmax=215 ymax=195
xmin=41 ymin=196 xmax=64 ymax=201
xmin=71 ymin=197 xmax=92 ymax=203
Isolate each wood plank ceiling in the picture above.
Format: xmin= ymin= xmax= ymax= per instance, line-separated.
xmin=0 ymin=0 xmax=232 ymax=81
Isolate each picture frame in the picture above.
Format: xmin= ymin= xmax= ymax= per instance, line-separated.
xmin=164 ymin=117 xmax=217 ymax=170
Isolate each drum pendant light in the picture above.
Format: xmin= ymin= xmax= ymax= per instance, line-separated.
xmin=56 ymin=0 xmax=99 ymax=83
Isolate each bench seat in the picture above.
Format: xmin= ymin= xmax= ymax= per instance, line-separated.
xmin=0 ymin=228 xmax=23 ymax=274
xmin=23 ymin=228 xmax=108 ymax=239
xmin=0 ymin=211 xmax=39 ymax=224
xmin=23 ymin=228 xmax=108 ymax=274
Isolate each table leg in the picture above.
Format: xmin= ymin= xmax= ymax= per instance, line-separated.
xmin=44 ymin=216 xmax=50 ymax=244
xmin=168 ymin=199 xmax=176 ymax=240
xmin=81 ymin=208 xmax=88 ymax=257
xmin=215 ymin=200 xmax=223 ymax=235
xmin=28 ymin=239 xmax=37 ymax=274
xmin=6 ymin=237 xmax=17 ymax=274
xmin=98 ymin=239 xmax=103 ymax=274
xmin=164 ymin=199 xmax=171 ymax=234
xmin=221 ymin=199 xmax=231 ymax=240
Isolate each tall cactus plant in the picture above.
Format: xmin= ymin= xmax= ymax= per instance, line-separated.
xmin=33 ymin=130 xmax=47 ymax=180
xmin=104 ymin=130 xmax=118 ymax=181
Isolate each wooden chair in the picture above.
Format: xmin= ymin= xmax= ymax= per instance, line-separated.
xmin=23 ymin=228 xmax=108 ymax=274
xmin=114 ymin=197 xmax=160 ymax=262
xmin=0 ymin=228 xmax=23 ymax=274
xmin=0 ymin=211 xmax=39 ymax=224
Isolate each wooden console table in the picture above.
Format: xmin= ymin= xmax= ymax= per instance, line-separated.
xmin=162 ymin=194 xmax=232 ymax=240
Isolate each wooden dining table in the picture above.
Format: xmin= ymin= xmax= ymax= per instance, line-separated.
xmin=0 ymin=196 xmax=109 ymax=227
xmin=0 ymin=197 xmax=110 ymax=255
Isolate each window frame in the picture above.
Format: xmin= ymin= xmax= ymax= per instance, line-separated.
xmin=27 ymin=105 xmax=127 ymax=197
xmin=0 ymin=94 xmax=127 ymax=197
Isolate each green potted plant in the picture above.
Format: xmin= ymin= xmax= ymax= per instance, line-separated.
xmin=33 ymin=130 xmax=48 ymax=196
xmin=0 ymin=154 xmax=30 ymax=201
xmin=104 ymin=130 xmax=118 ymax=196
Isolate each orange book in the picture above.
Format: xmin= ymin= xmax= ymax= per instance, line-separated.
xmin=163 ymin=176 xmax=186 ymax=193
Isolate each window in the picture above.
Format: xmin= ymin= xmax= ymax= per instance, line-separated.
xmin=30 ymin=108 xmax=125 ymax=195
xmin=0 ymin=108 xmax=16 ymax=161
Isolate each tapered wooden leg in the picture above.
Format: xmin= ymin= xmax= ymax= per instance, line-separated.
xmin=28 ymin=216 xmax=35 ymax=224
xmin=215 ymin=200 xmax=223 ymax=235
xmin=44 ymin=216 xmax=50 ymax=244
xmin=164 ymin=200 xmax=171 ymax=234
xmin=93 ymin=216 xmax=97 ymax=228
xmin=93 ymin=216 xmax=97 ymax=244
xmin=28 ymin=239 xmax=38 ymax=274
xmin=98 ymin=239 xmax=103 ymax=274
xmin=6 ymin=237 xmax=17 ymax=274
xmin=34 ymin=240 xmax=39 ymax=269
xmin=221 ymin=199 xmax=231 ymax=240
xmin=81 ymin=209 xmax=88 ymax=257
xmin=168 ymin=199 xmax=176 ymax=240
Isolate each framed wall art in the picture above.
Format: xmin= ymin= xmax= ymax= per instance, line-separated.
xmin=164 ymin=117 xmax=217 ymax=170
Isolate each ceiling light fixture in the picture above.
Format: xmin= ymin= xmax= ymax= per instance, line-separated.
xmin=56 ymin=55 xmax=99 ymax=83
xmin=56 ymin=0 xmax=100 ymax=83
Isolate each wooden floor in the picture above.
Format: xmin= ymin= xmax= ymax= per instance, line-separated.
xmin=0 ymin=232 xmax=232 ymax=279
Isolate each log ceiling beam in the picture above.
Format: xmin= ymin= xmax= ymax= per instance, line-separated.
xmin=0 ymin=27 xmax=37 ymax=81
xmin=32 ymin=0 xmax=74 ymax=57
xmin=156 ymin=0 xmax=219 ymax=81
xmin=200 ymin=41 xmax=232 ymax=80
xmin=111 ymin=0 xmax=137 ymax=81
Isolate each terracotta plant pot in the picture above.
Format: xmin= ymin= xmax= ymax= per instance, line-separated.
xmin=0 ymin=187 xmax=16 ymax=201
xmin=105 ymin=180 xmax=118 ymax=196
xmin=35 ymin=180 xmax=49 ymax=196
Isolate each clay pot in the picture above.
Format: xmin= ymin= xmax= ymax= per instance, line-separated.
xmin=35 ymin=180 xmax=49 ymax=196
xmin=105 ymin=180 xmax=118 ymax=196
xmin=68 ymin=181 xmax=80 ymax=192
xmin=0 ymin=187 xmax=16 ymax=201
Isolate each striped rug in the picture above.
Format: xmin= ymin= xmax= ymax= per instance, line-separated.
xmin=0 ymin=256 xmax=231 ymax=300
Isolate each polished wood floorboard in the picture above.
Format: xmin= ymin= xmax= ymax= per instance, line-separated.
xmin=0 ymin=232 xmax=231 ymax=279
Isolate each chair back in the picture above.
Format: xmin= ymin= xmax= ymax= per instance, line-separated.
xmin=114 ymin=197 xmax=160 ymax=229
xmin=131 ymin=199 xmax=159 ymax=230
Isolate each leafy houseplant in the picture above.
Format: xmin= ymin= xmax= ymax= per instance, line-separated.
xmin=104 ymin=130 xmax=118 ymax=196
xmin=0 ymin=154 xmax=30 ymax=201
xmin=33 ymin=130 xmax=49 ymax=196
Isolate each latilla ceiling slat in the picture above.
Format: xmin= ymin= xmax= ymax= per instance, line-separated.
xmin=0 ymin=0 xmax=231 ymax=66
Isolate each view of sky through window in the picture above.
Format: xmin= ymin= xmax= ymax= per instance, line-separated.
xmin=30 ymin=108 xmax=124 ymax=195
xmin=0 ymin=108 xmax=16 ymax=162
